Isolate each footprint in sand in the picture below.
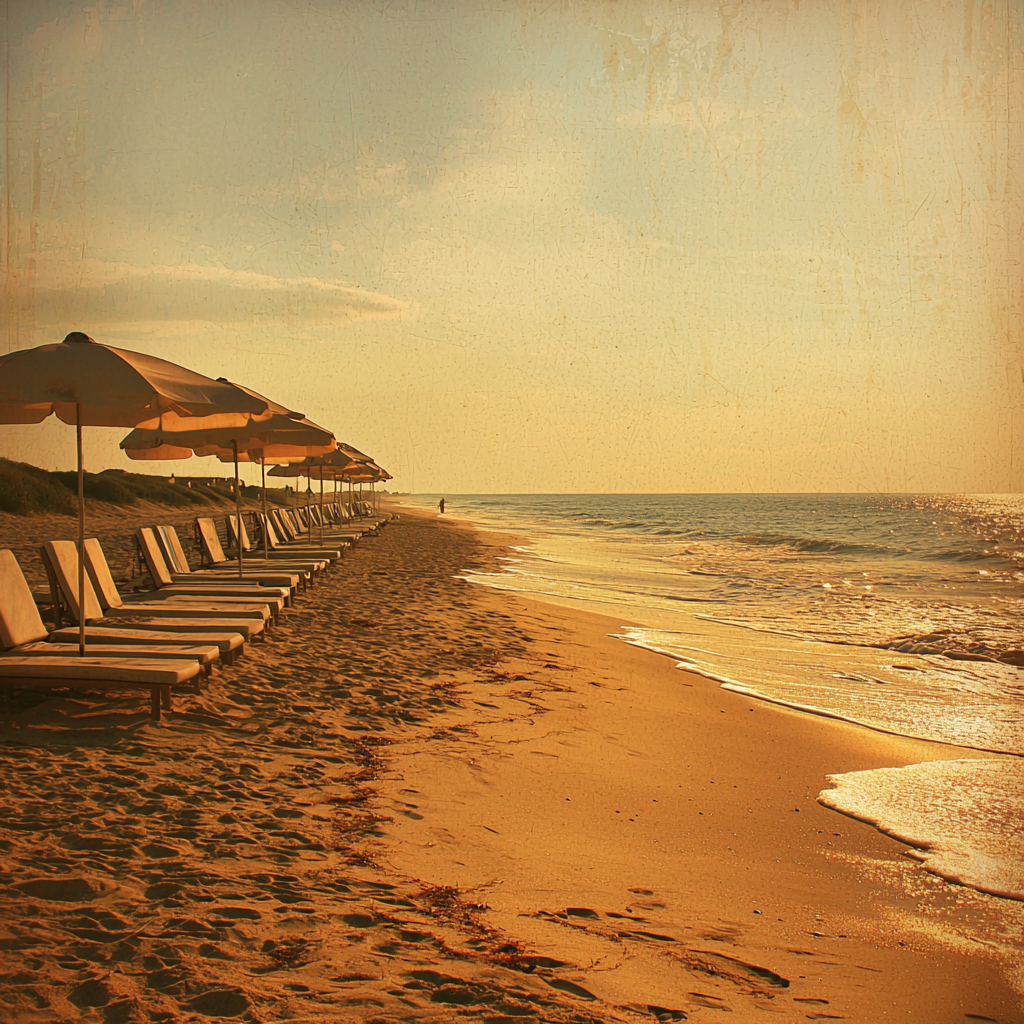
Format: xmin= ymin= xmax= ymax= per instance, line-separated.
xmin=185 ymin=989 xmax=250 ymax=1017
xmin=15 ymin=878 xmax=101 ymax=902
xmin=565 ymin=907 xmax=601 ymax=920
xmin=68 ymin=978 xmax=125 ymax=1008
xmin=647 ymin=1006 xmax=687 ymax=1022
xmin=341 ymin=913 xmax=377 ymax=928
xmin=543 ymin=978 xmax=597 ymax=1000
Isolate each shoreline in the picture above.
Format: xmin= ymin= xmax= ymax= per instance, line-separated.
xmin=384 ymin=509 xmax=1024 ymax=1020
xmin=0 ymin=504 xmax=1020 ymax=1022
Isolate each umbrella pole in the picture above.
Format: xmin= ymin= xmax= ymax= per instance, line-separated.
xmin=307 ymin=469 xmax=312 ymax=537
xmin=319 ymin=469 xmax=324 ymax=545
xmin=76 ymin=404 xmax=86 ymax=657
xmin=261 ymin=457 xmax=269 ymax=560
xmin=233 ymin=440 xmax=243 ymax=580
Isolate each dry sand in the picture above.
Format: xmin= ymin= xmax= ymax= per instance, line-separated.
xmin=0 ymin=506 xmax=1021 ymax=1023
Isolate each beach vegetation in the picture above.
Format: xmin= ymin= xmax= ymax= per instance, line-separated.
xmin=0 ymin=458 xmax=77 ymax=515
xmin=0 ymin=458 xmax=226 ymax=514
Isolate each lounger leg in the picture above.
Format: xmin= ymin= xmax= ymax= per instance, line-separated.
xmin=150 ymin=687 xmax=161 ymax=720
xmin=160 ymin=685 xmax=172 ymax=710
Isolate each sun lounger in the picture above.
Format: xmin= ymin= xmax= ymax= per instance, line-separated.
xmin=340 ymin=501 xmax=390 ymax=527
xmin=156 ymin=525 xmax=303 ymax=593
xmin=277 ymin=505 xmax=364 ymax=545
xmin=40 ymin=558 xmax=246 ymax=663
xmin=197 ymin=517 xmax=324 ymax=581
xmin=74 ymin=537 xmax=273 ymax=624
xmin=325 ymin=504 xmax=378 ymax=533
xmin=231 ymin=514 xmax=342 ymax=565
xmin=133 ymin=529 xmax=289 ymax=618
xmin=0 ymin=552 xmax=204 ymax=720
xmin=338 ymin=502 xmax=390 ymax=530
xmin=0 ymin=549 xmax=219 ymax=680
xmin=48 ymin=625 xmax=242 ymax=664
xmin=42 ymin=542 xmax=265 ymax=645
xmin=287 ymin=505 xmax=367 ymax=539
xmin=305 ymin=505 xmax=368 ymax=542
xmin=0 ymin=656 xmax=195 ymax=720
xmin=257 ymin=511 xmax=346 ymax=560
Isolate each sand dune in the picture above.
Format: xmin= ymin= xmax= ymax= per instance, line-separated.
xmin=0 ymin=508 xmax=1020 ymax=1023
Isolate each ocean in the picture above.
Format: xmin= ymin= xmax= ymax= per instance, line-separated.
xmin=402 ymin=492 xmax=1023 ymax=902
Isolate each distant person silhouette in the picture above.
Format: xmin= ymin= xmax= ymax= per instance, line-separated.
xmin=438 ymin=497 xmax=445 ymax=514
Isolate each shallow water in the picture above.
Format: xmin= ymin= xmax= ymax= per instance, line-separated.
xmin=407 ymin=492 xmax=1024 ymax=900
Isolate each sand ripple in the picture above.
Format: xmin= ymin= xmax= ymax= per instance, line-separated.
xmin=0 ymin=514 xmax=624 ymax=1023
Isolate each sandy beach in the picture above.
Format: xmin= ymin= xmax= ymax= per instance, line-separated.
xmin=0 ymin=506 xmax=1021 ymax=1023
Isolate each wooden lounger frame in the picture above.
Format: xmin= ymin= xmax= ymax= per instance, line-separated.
xmin=0 ymin=675 xmax=171 ymax=720
xmin=39 ymin=546 xmax=249 ymax=661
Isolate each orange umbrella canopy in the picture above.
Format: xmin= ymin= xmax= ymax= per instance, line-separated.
xmin=211 ymin=450 xmax=309 ymax=465
xmin=342 ymin=462 xmax=389 ymax=483
xmin=268 ymin=458 xmax=389 ymax=483
xmin=0 ymin=331 xmax=270 ymax=655
xmin=118 ymin=381 xmax=336 ymax=576
xmin=119 ymin=380 xmax=335 ymax=460
xmin=0 ymin=332 xmax=266 ymax=427
xmin=335 ymin=446 xmax=372 ymax=466
xmin=266 ymin=449 xmax=366 ymax=479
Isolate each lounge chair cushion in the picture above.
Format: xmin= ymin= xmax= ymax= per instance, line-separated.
xmin=44 ymin=540 xmax=107 ymax=620
xmin=0 ymin=549 xmax=50 ymax=648
xmin=0 ymin=656 xmax=198 ymax=685
xmin=17 ymin=641 xmax=218 ymax=667
xmin=48 ymin=625 xmax=244 ymax=656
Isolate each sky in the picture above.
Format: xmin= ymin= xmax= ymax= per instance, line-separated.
xmin=1 ymin=0 xmax=1021 ymax=494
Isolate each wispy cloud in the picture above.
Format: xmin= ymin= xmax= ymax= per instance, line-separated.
xmin=7 ymin=260 xmax=415 ymax=329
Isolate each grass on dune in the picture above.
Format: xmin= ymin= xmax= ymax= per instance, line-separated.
xmin=0 ymin=459 xmax=227 ymax=515
xmin=0 ymin=459 xmax=78 ymax=516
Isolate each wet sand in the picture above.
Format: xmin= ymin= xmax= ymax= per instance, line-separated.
xmin=0 ymin=506 xmax=1021 ymax=1023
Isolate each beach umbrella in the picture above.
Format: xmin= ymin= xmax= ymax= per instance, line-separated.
xmin=120 ymin=385 xmax=335 ymax=574
xmin=326 ymin=444 xmax=373 ymax=513
xmin=0 ymin=332 xmax=268 ymax=654
xmin=270 ymin=449 xmax=380 ymax=519
xmin=338 ymin=442 xmax=374 ymax=464
xmin=371 ymin=467 xmax=392 ymax=513
xmin=339 ymin=461 xmax=386 ymax=484
xmin=334 ymin=460 xmax=390 ymax=516
xmin=210 ymin=449 xmax=313 ymax=559
xmin=267 ymin=452 xmax=363 ymax=543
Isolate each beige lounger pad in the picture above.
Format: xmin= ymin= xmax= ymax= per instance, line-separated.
xmin=0 ymin=656 xmax=197 ymax=684
xmin=48 ymin=626 xmax=244 ymax=652
xmin=91 ymin=616 xmax=264 ymax=638
xmin=17 ymin=642 xmax=219 ymax=665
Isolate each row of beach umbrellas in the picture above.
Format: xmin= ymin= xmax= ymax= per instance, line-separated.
xmin=0 ymin=332 xmax=391 ymax=655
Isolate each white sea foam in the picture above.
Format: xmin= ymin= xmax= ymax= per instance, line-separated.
xmin=615 ymin=625 xmax=1024 ymax=755
xmin=819 ymin=759 xmax=1024 ymax=901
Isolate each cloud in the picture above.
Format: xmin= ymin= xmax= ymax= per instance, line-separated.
xmin=7 ymin=260 xmax=415 ymax=330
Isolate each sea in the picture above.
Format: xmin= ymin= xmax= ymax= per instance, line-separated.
xmin=403 ymin=493 xmax=1024 ymax=902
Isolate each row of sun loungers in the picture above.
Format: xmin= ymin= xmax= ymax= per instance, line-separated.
xmin=0 ymin=501 xmax=392 ymax=721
